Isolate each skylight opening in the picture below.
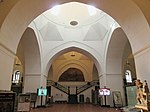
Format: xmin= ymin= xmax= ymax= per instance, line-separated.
xmin=87 ymin=5 xmax=97 ymax=16
xmin=50 ymin=5 xmax=60 ymax=16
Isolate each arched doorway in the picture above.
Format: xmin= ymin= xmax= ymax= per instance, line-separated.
xmin=0 ymin=1 xmax=150 ymax=108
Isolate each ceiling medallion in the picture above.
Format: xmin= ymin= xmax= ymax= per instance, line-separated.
xmin=70 ymin=21 xmax=78 ymax=26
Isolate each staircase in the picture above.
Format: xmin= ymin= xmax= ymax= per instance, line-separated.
xmin=76 ymin=80 xmax=99 ymax=95
xmin=47 ymin=80 xmax=70 ymax=95
xmin=47 ymin=80 xmax=99 ymax=95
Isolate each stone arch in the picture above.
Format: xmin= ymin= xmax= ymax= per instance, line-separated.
xmin=0 ymin=0 xmax=150 ymax=90
xmin=0 ymin=0 xmax=150 ymax=54
xmin=106 ymin=28 xmax=129 ymax=75
xmin=44 ymin=42 xmax=102 ymax=77
xmin=19 ymin=27 xmax=41 ymax=92
xmin=105 ymin=27 xmax=130 ymax=106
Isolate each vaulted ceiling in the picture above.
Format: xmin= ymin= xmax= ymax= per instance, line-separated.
xmin=31 ymin=2 xmax=117 ymax=42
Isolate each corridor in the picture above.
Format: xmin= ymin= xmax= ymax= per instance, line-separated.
xmin=31 ymin=104 xmax=121 ymax=112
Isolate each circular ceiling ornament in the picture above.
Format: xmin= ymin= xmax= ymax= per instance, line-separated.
xmin=70 ymin=21 xmax=78 ymax=26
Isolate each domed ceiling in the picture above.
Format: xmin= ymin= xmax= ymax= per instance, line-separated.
xmin=30 ymin=2 xmax=119 ymax=41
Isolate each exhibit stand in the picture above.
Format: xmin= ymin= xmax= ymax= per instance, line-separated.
xmin=99 ymin=87 xmax=110 ymax=107
xmin=37 ymin=87 xmax=47 ymax=108
xmin=112 ymin=91 xmax=123 ymax=108
xmin=17 ymin=93 xmax=31 ymax=112
xmin=28 ymin=93 xmax=37 ymax=108
xmin=0 ymin=91 xmax=16 ymax=112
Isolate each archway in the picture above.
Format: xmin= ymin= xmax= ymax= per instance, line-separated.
xmin=0 ymin=0 xmax=150 ymax=54
xmin=0 ymin=0 xmax=150 ymax=97
xmin=17 ymin=27 xmax=41 ymax=93
xmin=105 ymin=28 xmax=137 ymax=106
xmin=45 ymin=45 xmax=102 ymax=78
xmin=46 ymin=46 xmax=101 ymax=104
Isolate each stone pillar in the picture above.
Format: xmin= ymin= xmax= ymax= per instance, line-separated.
xmin=24 ymin=73 xmax=47 ymax=106
xmin=23 ymin=74 xmax=41 ymax=93
xmin=105 ymin=74 xmax=124 ymax=107
xmin=99 ymin=74 xmax=106 ymax=88
xmin=99 ymin=73 xmax=124 ymax=107
xmin=0 ymin=46 xmax=14 ymax=90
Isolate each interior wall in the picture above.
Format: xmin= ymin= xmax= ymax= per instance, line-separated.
xmin=20 ymin=28 xmax=43 ymax=93
xmin=47 ymin=66 xmax=53 ymax=80
xmin=16 ymin=41 xmax=25 ymax=81
xmin=105 ymin=28 xmax=128 ymax=106
xmin=0 ymin=46 xmax=14 ymax=90
xmin=0 ymin=0 xmax=149 ymax=55
xmin=122 ymin=40 xmax=137 ymax=80
xmin=135 ymin=48 xmax=150 ymax=83
xmin=0 ymin=0 xmax=150 ymax=94
xmin=51 ymin=85 xmax=95 ymax=103
xmin=92 ymin=64 xmax=99 ymax=81
xmin=106 ymin=74 xmax=124 ymax=107
xmin=52 ymin=59 xmax=93 ymax=82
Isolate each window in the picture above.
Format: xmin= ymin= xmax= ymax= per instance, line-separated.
xmin=125 ymin=70 xmax=132 ymax=83
xmin=12 ymin=70 xmax=20 ymax=83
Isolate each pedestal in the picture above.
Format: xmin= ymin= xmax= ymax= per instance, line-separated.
xmin=135 ymin=104 xmax=148 ymax=111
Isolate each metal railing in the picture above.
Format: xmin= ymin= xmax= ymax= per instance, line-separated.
xmin=47 ymin=80 xmax=99 ymax=95
xmin=76 ymin=80 xmax=99 ymax=95
xmin=47 ymin=80 xmax=70 ymax=94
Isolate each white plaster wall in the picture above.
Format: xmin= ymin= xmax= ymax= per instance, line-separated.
xmin=0 ymin=46 xmax=14 ymax=90
xmin=0 ymin=1 xmax=150 ymax=98
xmin=105 ymin=74 xmax=124 ymax=107
xmin=92 ymin=65 xmax=99 ymax=81
xmin=58 ymin=82 xmax=88 ymax=94
xmin=135 ymin=48 xmax=150 ymax=86
xmin=21 ymin=28 xmax=41 ymax=74
xmin=106 ymin=59 xmax=122 ymax=74
xmin=51 ymin=86 xmax=68 ymax=102
xmin=52 ymin=59 xmax=93 ymax=82
xmin=77 ymin=86 xmax=95 ymax=103
xmin=51 ymin=85 xmax=95 ymax=103
xmin=24 ymin=75 xmax=41 ymax=93
xmin=43 ymin=42 xmax=102 ymax=77
xmin=47 ymin=66 xmax=53 ymax=80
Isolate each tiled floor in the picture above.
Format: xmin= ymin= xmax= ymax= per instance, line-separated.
xmin=31 ymin=104 xmax=121 ymax=112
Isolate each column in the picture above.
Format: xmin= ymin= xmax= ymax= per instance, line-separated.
xmin=24 ymin=73 xmax=47 ymax=106
xmin=0 ymin=46 xmax=14 ymax=90
xmin=105 ymin=74 xmax=124 ymax=107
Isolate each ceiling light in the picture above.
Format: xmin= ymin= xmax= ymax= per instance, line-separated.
xmin=50 ymin=5 xmax=60 ymax=16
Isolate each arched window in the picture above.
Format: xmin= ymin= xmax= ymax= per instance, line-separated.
xmin=125 ymin=70 xmax=132 ymax=83
xmin=12 ymin=70 xmax=20 ymax=83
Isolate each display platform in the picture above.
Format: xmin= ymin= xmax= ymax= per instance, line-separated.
xmin=0 ymin=91 xmax=16 ymax=112
xmin=135 ymin=104 xmax=148 ymax=111
xmin=120 ymin=106 xmax=143 ymax=112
